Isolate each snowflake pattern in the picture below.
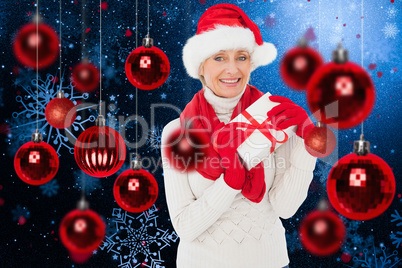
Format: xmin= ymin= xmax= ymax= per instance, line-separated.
xmin=72 ymin=170 xmax=102 ymax=195
xmin=39 ymin=179 xmax=60 ymax=197
xmin=382 ymin=22 xmax=399 ymax=39
xmin=100 ymin=206 xmax=178 ymax=268
xmin=351 ymin=242 xmax=401 ymax=268
xmin=387 ymin=7 xmax=398 ymax=19
xmin=146 ymin=125 xmax=163 ymax=153
xmin=11 ymin=205 xmax=31 ymax=222
xmin=8 ymin=73 xmax=93 ymax=156
xmin=390 ymin=210 xmax=402 ymax=248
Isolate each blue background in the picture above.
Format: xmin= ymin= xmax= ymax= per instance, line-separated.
xmin=0 ymin=0 xmax=401 ymax=267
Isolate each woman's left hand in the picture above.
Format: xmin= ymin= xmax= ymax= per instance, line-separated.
xmin=267 ymin=95 xmax=314 ymax=139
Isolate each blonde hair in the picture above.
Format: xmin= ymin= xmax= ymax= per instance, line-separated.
xmin=198 ymin=61 xmax=206 ymax=87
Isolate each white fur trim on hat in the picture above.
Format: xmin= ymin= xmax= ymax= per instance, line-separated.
xmin=182 ymin=25 xmax=277 ymax=79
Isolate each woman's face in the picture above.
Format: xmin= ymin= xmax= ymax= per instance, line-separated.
xmin=199 ymin=49 xmax=251 ymax=98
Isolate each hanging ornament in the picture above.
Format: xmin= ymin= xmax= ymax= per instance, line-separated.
xmin=306 ymin=44 xmax=375 ymax=129
xmin=71 ymin=61 xmax=100 ymax=93
xmin=327 ymin=135 xmax=395 ymax=220
xmin=114 ymin=158 xmax=159 ymax=213
xmin=45 ymin=90 xmax=77 ymax=129
xmin=299 ymin=209 xmax=346 ymax=256
xmin=163 ymin=124 xmax=209 ymax=172
xmin=14 ymin=130 xmax=59 ymax=185
xmin=74 ymin=114 xmax=126 ymax=177
xmin=13 ymin=20 xmax=59 ymax=69
xmin=125 ymin=34 xmax=170 ymax=90
xmin=304 ymin=121 xmax=336 ymax=158
xmin=280 ymin=38 xmax=324 ymax=91
xmin=59 ymin=198 xmax=105 ymax=255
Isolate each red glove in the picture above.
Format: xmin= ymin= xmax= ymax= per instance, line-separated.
xmin=267 ymin=95 xmax=314 ymax=139
xmin=242 ymin=164 xmax=266 ymax=203
xmin=213 ymin=123 xmax=247 ymax=190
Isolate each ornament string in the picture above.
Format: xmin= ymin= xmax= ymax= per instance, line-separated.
xmin=99 ymin=0 xmax=102 ymax=115
xmin=135 ymin=0 xmax=138 ymax=156
xmin=147 ymin=0 xmax=150 ymax=35
xmin=81 ymin=0 xmax=87 ymax=60
xmin=36 ymin=0 xmax=39 ymax=132
xmin=59 ymin=0 xmax=62 ymax=94
xmin=360 ymin=0 xmax=364 ymax=136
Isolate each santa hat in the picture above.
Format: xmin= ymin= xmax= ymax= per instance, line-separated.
xmin=183 ymin=3 xmax=277 ymax=79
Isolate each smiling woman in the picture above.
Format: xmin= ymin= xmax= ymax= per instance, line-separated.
xmin=161 ymin=3 xmax=317 ymax=268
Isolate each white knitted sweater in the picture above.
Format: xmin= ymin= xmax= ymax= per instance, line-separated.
xmin=161 ymin=87 xmax=317 ymax=268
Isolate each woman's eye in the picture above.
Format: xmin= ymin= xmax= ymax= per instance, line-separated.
xmin=214 ymin=57 xmax=223 ymax=61
xmin=239 ymin=56 xmax=247 ymax=61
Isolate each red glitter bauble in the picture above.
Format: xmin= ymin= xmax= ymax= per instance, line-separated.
xmin=74 ymin=126 xmax=126 ymax=177
xmin=280 ymin=46 xmax=324 ymax=90
xmin=299 ymin=210 xmax=346 ymax=256
xmin=71 ymin=62 xmax=100 ymax=93
xmin=45 ymin=97 xmax=77 ymax=129
xmin=14 ymin=141 xmax=59 ymax=185
xmin=307 ymin=61 xmax=375 ymax=129
xmin=13 ymin=23 xmax=59 ymax=69
xmin=59 ymin=209 xmax=105 ymax=254
xmin=125 ymin=46 xmax=170 ymax=90
xmin=327 ymin=153 xmax=395 ymax=220
xmin=114 ymin=169 xmax=159 ymax=213
xmin=163 ymin=127 xmax=209 ymax=172
xmin=304 ymin=124 xmax=336 ymax=157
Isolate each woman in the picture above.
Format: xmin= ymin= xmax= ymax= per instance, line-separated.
xmin=161 ymin=4 xmax=317 ymax=268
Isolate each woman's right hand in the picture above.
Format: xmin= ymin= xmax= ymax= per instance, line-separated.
xmin=213 ymin=123 xmax=247 ymax=190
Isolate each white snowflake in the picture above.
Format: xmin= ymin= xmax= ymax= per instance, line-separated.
xmin=147 ymin=125 xmax=163 ymax=152
xmin=387 ymin=7 xmax=398 ymax=19
xmin=382 ymin=22 xmax=400 ymax=39
xmin=100 ymin=206 xmax=178 ymax=268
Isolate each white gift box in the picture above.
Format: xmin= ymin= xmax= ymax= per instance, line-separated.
xmin=230 ymin=92 xmax=296 ymax=170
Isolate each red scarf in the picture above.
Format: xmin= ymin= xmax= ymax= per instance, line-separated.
xmin=180 ymin=85 xmax=266 ymax=203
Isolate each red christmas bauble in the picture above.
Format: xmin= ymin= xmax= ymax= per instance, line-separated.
xmin=327 ymin=153 xmax=395 ymax=220
xmin=125 ymin=46 xmax=170 ymax=90
xmin=45 ymin=97 xmax=77 ymax=129
xmin=71 ymin=62 xmax=100 ymax=93
xmin=280 ymin=46 xmax=324 ymax=90
xmin=14 ymin=141 xmax=59 ymax=185
xmin=74 ymin=126 xmax=126 ymax=177
xmin=299 ymin=210 xmax=346 ymax=256
xmin=69 ymin=251 xmax=93 ymax=264
xmin=114 ymin=169 xmax=159 ymax=213
xmin=59 ymin=209 xmax=105 ymax=254
xmin=13 ymin=23 xmax=59 ymax=69
xmin=164 ymin=127 xmax=209 ymax=172
xmin=304 ymin=125 xmax=336 ymax=157
xmin=307 ymin=61 xmax=375 ymax=129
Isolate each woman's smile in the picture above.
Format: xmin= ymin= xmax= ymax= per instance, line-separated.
xmin=219 ymin=78 xmax=241 ymax=87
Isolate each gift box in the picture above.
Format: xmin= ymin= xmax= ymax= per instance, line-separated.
xmin=230 ymin=92 xmax=296 ymax=170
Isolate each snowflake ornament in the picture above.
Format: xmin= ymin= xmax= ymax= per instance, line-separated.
xmin=100 ymin=206 xmax=178 ymax=268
